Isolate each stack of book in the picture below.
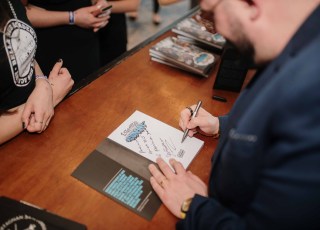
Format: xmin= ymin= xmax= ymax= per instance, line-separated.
xmin=172 ymin=17 xmax=226 ymax=50
xmin=149 ymin=36 xmax=216 ymax=77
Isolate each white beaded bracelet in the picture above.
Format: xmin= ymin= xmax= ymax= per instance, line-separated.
xmin=35 ymin=75 xmax=50 ymax=84
xmin=35 ymin=75 xmax=48 ymax=80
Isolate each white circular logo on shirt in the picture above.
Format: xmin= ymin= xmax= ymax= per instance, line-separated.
xmin=0 ymin=215 xmax=47 ymax=230
xmin=3 ymin=19 xmax=37 ymax=87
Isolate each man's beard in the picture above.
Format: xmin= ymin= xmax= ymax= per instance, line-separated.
xmin=226 ymin=38 xmax=257 ymax=69
xmin=224 ymin=19 xmax=260 ymax=69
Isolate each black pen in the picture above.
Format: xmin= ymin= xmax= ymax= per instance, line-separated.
xmin=212 ymin=95 xmax=227 ymax=102
xmin=181 ymin=100 xmax=202 ymax=143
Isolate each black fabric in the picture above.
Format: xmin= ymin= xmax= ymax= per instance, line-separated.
xmin=176 ymin=5 xmax=320 ymax=230
xmin=0 ymin=0 xmax=36 ymax=111
xmin=153 ymin=0 xmax=160 ymax=14
xmin=99 ymin=13 xmax=127 ymax=67
xmin=28 ymin=0 xmax=100 ymax=84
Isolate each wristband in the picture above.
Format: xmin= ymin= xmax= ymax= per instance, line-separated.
xmin=180 ymin=197 xmax=193 ymax=219
xmin=69 ymin=11 xmax=75 ymax=25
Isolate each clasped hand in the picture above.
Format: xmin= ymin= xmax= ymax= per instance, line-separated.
xmin=74 ymin=0 xmax=111 ymax=32
xmin=22 ymin=60 xmax=73 ymax=133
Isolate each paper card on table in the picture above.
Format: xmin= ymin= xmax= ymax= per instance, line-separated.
xmin=108 ymin=110 xmax=204 ymax=169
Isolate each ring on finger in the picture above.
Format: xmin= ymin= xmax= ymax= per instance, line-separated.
xmin=186 ymin=107 xmax=193 ymax=116
xmin=159 ymin=178 xmax=168 ymax=188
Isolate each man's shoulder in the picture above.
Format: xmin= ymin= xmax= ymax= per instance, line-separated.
xmin=281 ymin=34 xmax=320 ymax=81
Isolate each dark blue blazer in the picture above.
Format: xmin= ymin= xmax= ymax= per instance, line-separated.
xmin=177 ymin=6 xmax=320 ymax=230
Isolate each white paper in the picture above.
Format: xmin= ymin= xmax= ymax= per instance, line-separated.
xmin=108 ymin=111 xmax=204 ymax=169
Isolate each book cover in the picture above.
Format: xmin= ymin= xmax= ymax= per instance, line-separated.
xmin=72 ymin=111 xmax=204 ymax=220
xmin=149 ymin=36 xmax=216 ymax=77
xmin=0 ymin=196 xmax=86 ymax=230
xmin=72 ymin=145 xmax=161 ymax=221
xmin=172 ymin=17 xmax=226 ymax=50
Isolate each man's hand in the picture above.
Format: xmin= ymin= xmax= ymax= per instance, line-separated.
xmin=149 ymin=158 xmax=208 ymax=218
xmin=179 ymin=106 xmax=219 ymax=137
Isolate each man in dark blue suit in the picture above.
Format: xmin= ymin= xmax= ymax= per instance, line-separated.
xmin=148 ymin=0 xmax=320 ymax=229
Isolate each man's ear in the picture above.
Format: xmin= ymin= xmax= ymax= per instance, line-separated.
xmin=247 ymin=0 xmax=260 ymax=21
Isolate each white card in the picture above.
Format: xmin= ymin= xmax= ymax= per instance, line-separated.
xmin=108 ymin=110 xmax=204 ymax=169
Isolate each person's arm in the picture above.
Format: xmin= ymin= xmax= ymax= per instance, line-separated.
xmin=176 ymin=195 xmax=247 ymax=230
xmin=148 ymin=157 xmax=247 ymax=230
xmin=158 ymin=0 xmax=182 ymax=6
xmin=25 ymin=4 xmax=69 ymax=27
xmin=104 ymin=0 xmax=140 ymax=13
xmin=0 ymin=105 xmax=26 ymax=145
xmin=21 ymin=61 xmax=54 ymax=133
xmin=0 ymin=60 xmax=73 ymax=145
xmin=25 ymin=3 xmax=109 ymax=30
xmin=0 ymin=63 xmax=53 ymax=144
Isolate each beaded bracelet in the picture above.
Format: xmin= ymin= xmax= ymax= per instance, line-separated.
xmin=35 ymin=75 xmax=50 ymax=84
xmin=35 ymin=75 xmax=48 ymax=81
xmin=69 ymin=11 xmax=75 ymax=25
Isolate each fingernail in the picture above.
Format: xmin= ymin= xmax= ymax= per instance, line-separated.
xmin=57 ymin=58 xmax=62 ymax=62
xmin=22 ymin=122 xmax=25 ymax=129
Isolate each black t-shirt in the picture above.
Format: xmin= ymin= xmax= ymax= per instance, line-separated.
xmin=0 ymin=0 xmax=36 ymax=111
xmin=28 ymin=0 xmax=100 ymax=85
xmin=29 ymin=0 xmax=91 ymax=11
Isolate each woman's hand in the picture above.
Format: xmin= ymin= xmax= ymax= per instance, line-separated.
xmin=92 ymin=0 xmax=112 ymax=32
xmin=179 ymin=106 xmax=219 ymax=137
xmin=74 ymin=2 xmax=111 ymax=32
xmin=149 ymin=158 xmax=208 ymax=218
xmin=22 ymin=77 xmax=54 ymax=133
xmin=48 ymin=59 xmax=74 ymax=107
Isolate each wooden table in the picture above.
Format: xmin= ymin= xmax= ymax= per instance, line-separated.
xmin=0 ymin=16 xmax=252 ymax=230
